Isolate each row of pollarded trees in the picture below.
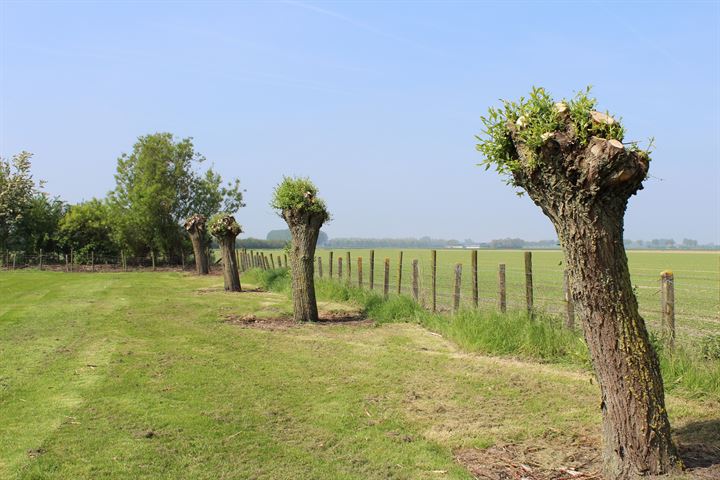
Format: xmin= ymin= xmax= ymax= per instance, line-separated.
xmin=184 ymin=212 xmax=243 ymax=292
xmin=268 ymin=88 xmax=683 ymax=480
xmin=182 ymin=177 xmax=328 ymax=306
xmin=178 ymin=87 xmax=681 ymax=480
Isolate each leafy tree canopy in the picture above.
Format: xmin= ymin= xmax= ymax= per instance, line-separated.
xmin=109 ymin=133 xmax=244 ymax=255
xmin=0 ymin=151 xmax=41 ymax=249
xmin=58 ymin=199 xmax=117 ymax=257
xmin=14 ymin=193 xmax=66 ymax=253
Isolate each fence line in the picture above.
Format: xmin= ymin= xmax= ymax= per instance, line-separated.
xmin=4 ymin=247 xmax=717 ymax=346
xmin=301 ymin=249 xmax=718 ymax=348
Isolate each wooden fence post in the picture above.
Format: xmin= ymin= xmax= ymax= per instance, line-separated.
xmin=317 ymin=256 xmax=323 ymax=278
xmin=498 ymin=263 xmax=506 ymax=313
xmin=563 ymin=270 xmax=575 ymax=329
xmin=151 ymin=250 xmax=156 ymax=271
xmin=524 ymin=251 xmax=533 ymax=317
xmin=369 ymin=250 xmax=375 ymax=290
xmin=70 ymin=248 xmax=74 ymax=272
xmin=284 ymin=254 xmax=288 ymax=268
xmin=39 ymin=249 xmax=43 ymax=271
xmin=661 ymin=271 xmax=675 ymax=349
xmin=346 ymin=251 xmax=351 ymax=283
xmin=383 ymin=258 xmax=390 ymax=299
xmin=12 ymin=252 xmax=16 ymax=270
xmin=453 ymin=263 xmax=462 ymax=313
xmin=65 ymin=253 xmax=69 ymax=272
xmin=338 ymin=256 xmax=343 ymax=279
xmin=358 ymin=257 xmax=363 ymax=288
xmin=412 ymin=259 xmax=419 ymax=302
xmin=431 ymin=250 xmax=437 ymax=312
xmin=397 ymin=251 xmax=403 ymax=294
xmin=270 ymin=253 xmax=275 ymax=269
xmin=329 ymin=251 xmax=334 ymax=278
xmin=471 ymin=250 xmax=478 ymax=308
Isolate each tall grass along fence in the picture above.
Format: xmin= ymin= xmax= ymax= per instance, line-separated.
xmin=241 ymin=248 xmax=719 ymax=353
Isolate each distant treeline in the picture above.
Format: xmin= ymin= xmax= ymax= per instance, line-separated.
xmin=245 ymin=232 xmax=718 ymax=250
xmin=624 ymin=238 xmax=718 ymax=250
xmin=237 ymin=238 xmax=287 ymax=249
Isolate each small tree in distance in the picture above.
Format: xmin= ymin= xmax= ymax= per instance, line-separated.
xmin=271 ymin=177 xmax=329 ymax=322
xmin=476 ymin=87 xmax=680 ymax=478
xmin=184 ymin=214 xmax=209 ymax=275
xmin=209 ymin=213 xmax=242 ymax=292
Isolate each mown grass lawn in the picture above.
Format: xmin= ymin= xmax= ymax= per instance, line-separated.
xmin=1 ymin=271 xmax=717 ymax=479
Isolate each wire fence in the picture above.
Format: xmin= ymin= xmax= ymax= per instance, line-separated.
xmin=288 ymin=248 xmax=718 ymax=347
xmin=0 ymin=250 xmax=217 ymax=273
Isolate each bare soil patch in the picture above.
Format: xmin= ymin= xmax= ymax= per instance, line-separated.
xmin=675 ymin=418 xmax=720 ymax=478
xmin=454 ymin=436 xmax=720 ymax=480
xmin=196 ymin=286 xmax=264 ymax=294
xmin=454 ymin=441 xmax=602 ymax=480
xmin=224 ymin=312 xmax=372 ymax=330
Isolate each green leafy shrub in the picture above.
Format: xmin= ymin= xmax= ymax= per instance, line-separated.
xmin=476 ymin=86 xmax=628 ymax=183
xmin=270 ymin=177 xmax=330 ymax=220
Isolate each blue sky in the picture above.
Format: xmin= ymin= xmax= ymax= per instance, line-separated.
xmin=1 ymin=0 xmax=718 ymax=243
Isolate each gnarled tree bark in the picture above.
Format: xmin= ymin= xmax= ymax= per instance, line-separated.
xmin=210 ymin=215 xmax=242 ymax=292
xmin=282 ymin=208 xmax=324 ymax=322
xmin=507 ymin=112 xmax=680 ymax=479
xmin=184 ymin=214 xmax=209 ymax=275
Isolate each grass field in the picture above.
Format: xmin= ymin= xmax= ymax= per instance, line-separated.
xmin=245 ymin=248 xmax=719 ymax=345
xmin=2 ymin=270 xmax=718 ymax=479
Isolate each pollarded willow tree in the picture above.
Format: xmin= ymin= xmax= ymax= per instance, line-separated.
xmin=209 ymin=213 xmax=242 ymax=292
xmin=184 ymin=214 xmax=209 ymax=275
xmin=476 ymin=87 xmax=680 ymax=479
xmin=271 ymin=177 xmax=329 ymax=322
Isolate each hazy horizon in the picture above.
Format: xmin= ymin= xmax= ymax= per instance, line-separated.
xmin=2 ymin=1 xmax=718 ymax=243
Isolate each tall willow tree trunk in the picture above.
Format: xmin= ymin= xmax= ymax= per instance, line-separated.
xmin=507 ymin=119 xmax=680 ymax=478
xmin=209 ymin=215 xmax=242 ymax=292
xmin=283 ymin=210 xmax=323 ymax=322
xmin=184 ymin=214 xmax=209 ymax=275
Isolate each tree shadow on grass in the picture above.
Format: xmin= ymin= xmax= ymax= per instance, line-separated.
xmin=675 ymin=419 xmax=720 ymax=474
